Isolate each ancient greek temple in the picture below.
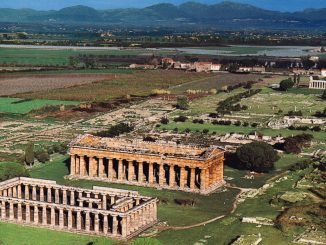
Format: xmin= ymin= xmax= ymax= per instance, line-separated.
xmin=69 ymin=134 xmax=225 ymax=195
xmin=0 ymin=177 xmax=157 ymax=240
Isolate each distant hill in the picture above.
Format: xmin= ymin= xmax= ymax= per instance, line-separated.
xmin=0 ymin=1 xmax=325 ymax=30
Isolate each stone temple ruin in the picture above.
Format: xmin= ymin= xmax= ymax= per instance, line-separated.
xmin=69 ymin=134 xmax=225 ymax=195
xmin=0 ymin=177 xmax=158 ymax=240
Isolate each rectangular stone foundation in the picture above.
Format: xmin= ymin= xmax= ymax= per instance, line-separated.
xmin=0 ymin=177 xmax=158 ymax=240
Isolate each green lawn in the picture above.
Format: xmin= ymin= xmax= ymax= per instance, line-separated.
xmin=0 ymin=97 xmax=78 ymax=114
xmin=0 ymin=222 xmax=114 ymax=245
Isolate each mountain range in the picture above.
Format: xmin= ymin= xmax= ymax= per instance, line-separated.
xmin=1 ymin=1 xmax=325 ymax=30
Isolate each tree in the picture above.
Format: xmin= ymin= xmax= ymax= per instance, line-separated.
xmin=236 ymin=142 xmax=279 ymax=172
xmin=25 ymin=142 xmax=34 ymax=166
xmin=0 ymin=162 xmax=29 ymax=181
xmin=279 ymin=79 xmax=294 ymax=91
xmin=35 ymin=149 xmax=50 ymax=163
xmin=176 ymin=96 xmax=189 ymax=110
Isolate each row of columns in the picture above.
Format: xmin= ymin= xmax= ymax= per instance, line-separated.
xmin=71 ymin=155 xmax=221 ymax=191
xmin=0 ymin=184 xmax=122 ymax=210
xmin=0 ymin=199 xmax=157 ymax=238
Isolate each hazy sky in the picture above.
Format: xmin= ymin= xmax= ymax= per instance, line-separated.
xmin=1 ymin=0 xmax=325 ymax=12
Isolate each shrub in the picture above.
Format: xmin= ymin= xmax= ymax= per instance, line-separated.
xmin=236 ymin=141 xmax=279 ymax=172
xmin=184 ymin=128 xmax=191 ymax=133
xmin=35 ymin=149 xmax=50 ymax=163
xmin=143 ymin=136 xmax=156 ymax=142
xmin=234 ymin=121 xmax=242 ymax=126
xmin=174 ymin=116 xmax=188 ymax=122
xmin=160 ymin=117 xmax=169 ymax=125
xmin=0 ymin=162 xmax=29 ymax=181
xmin=280 ymin=79 xmax=294 ymax=91
xmin=203 ymin=129 xmax=209 ymax=134
xmin=176 ymin=96 xmax=189 ymax=110
xmin=283 ymin=134 xmax=313 ymax=154
xmin=96 ymin=123 xmax=134 ymax=138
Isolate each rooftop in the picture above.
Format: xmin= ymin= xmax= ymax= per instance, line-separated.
xmin=70 ymin=134 xmax=224 ymax=160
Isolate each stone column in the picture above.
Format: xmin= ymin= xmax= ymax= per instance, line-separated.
xmin=59 ymin=208 xmax=64 ymax=228
xmin=1 ymin=201 xmax=6 ymax=219
xmin=62 ymin=190 xmax=67 ymax=205
xmin=13 ymin=186 xmax=17 ymax=197
xmin=70 ymin=155 xmax=76 ymax=175
xmin=102 ymin=195 xmax=107 ymax=210
xmin=85 ymin=211 xmax=90 ymax=231
xmin=76 ymin=211 xmax=81 ymax=230
xmin=200 ymin=169 xmax=206 ymax=190
xmin=128 ymin=160 xmax=134 ymax=181
xmin=25 ymin=184 xmax=29 ymax=200
xmin=39 ymin=187 xmax=44 ymax=202
xmin=121 ymin=216 xmax=127 ymax=238
xmin=50 ymin=207 xmax=55 ymax=226
xmin=108 ymin=159 xmax=114 ymax=180
xmin=159 ymin=163 xmax=165 ymax=185
xmin=112 ymin=215 xmax=118 ymax=236
xmin=55 ymin=188 xmax=60 ymax=204
xmin=138 ymin=162 xmax=143 ymax=183
xmin=190 ymin=168 xmax=196 ymax=190
xmin=98 ymin=158 xmax=104 ymax=178
xmin=17 ymin=203 xmax=22 ymax=221
xmin=17 ymin=184 xmax=22 ymax=198
xmin=118 ymin=159 xmax=124 ymax=181
xmin=47 ymin=188 xmax=52 ymax=203
xmin=103 ymin=214 xmax=108 ymax=234
xmin=148 ymin=162 xmax=154 ymax=184
xmin=68 ymin=209 xmax=73 ymax=229
xmin=169 ymin=164 xmax=175 ymax=187
xmin=25 ymin=203 xmax=30 ymax=222
xmin=8 ymin=187 xmax=12 ymax=197
xmin=32 ymin=185 xmax=37 ymax=201
xmin=76 ymin=156 xmax=80 ymax=175
xmin=34 ymin=205 xmax=39 ymax=224
xmin=179 ymin=167 xmax=185 ymax=189
xmin=78 ymin=191 xmax=83 ymax=207
xmin=94 ymin=213 xmax=99 ymax=233
xmin=89 ymin=157 xmax=97 ymax=177
xmin=9 ymin=201 xmax=14 ymax=220
xmin=80 ymin=155 xmax=86 ymax=176
xmin=110 ymin=195 xmax=115 ymax=205
xmin=70 ymin=191 xmax=75 ymax=206
xmin=42 ymin=205 xmax=47 ymax=225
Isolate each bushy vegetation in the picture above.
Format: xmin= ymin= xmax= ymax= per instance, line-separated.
xmin=314 ymin=108 xmax=326 ymax=118
xmin=282 ymin=134 xmax=314 ymax=154
xmin=216 ymin=89 xmax=261 ymax=115
xmin=279 ymin=79 xmax=294 ymax=91
xmin=236 ymin=141 xmax=279 ymax=172
xmin=176 ymin=96 xmax=189 ymax=110
xmin=173 ymin=116 xmax=188 ymax=122
xmin=0 ymin=162 xmax=29 ymax=181
xmin=96 ymin=123 xmax=134 ymax=138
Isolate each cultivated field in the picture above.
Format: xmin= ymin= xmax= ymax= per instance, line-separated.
xmin=0 ymin=73 xmax=128 ymax=96
xmin=0 ymin=97 xmax=78 ymax=114
xmin=17 ymin=70 xmax=214 ymax=101
xmin=170 ymin=73 xmax=265 ymax=93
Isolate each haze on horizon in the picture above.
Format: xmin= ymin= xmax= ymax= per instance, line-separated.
xmin=1 ymin=0 xmax=326 ymax=12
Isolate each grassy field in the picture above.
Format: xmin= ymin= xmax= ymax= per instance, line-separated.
xmin=0 ymin=97 xmax=78 ymax=114
xmin=159 ymin=122 xmax=326 ymax=141
xmin=170 ymin=73 xmax=264 ymax=94
xmin=0 ymin=47 xmax=173 ymax=66
xmin=18 ymin=70 xmax=214 ymax=101
xmin=241 ymin=87 xmax=326 ymax=116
